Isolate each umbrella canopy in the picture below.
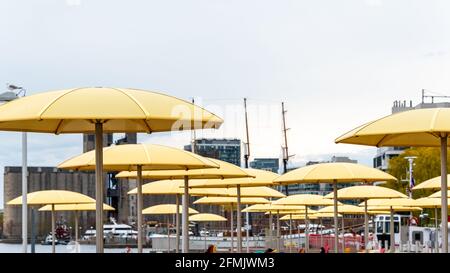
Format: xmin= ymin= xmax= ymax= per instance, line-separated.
xmin=273 ymin=162 xmax=397 ymax=184
xmin=0 ymin=87 xmax=223 ymax=254
xmin=362 ymin=198 xmax=419 ymax=207
xmin=187 ymin=169 xmax=279 ymax=188
xmin=367 ymin=206 xmax=422 ymax=212
xmin=315 ymin=212 xmax=343 ymax=218
xmin=272 ymin=194 xmax=336 ymax=206
xmin=224 ymin=187 xmax=285 ymax=198
xmin=325 ymin=185 xmax=407 ymax=200
xmin=189 ymin=213 xmax=227 ymax=222
xmin=242 ymin=204 xmax=305 ymax=213
xmin=58 ymin=144 xmax=219 ymax=171
xmin=413 ymin=175 xmax=450 ymax=191
xmin=316 ymin=205 xmax=365 ymax=215
xmin=142 ymin=204 xmax=199 ymax=215
xmin=429 ymin=190 xmax=450 ymax=198
xmin=415 ymin=197 xmax=450 ymax=208
xmin=265 ymin=209 xmax=316 ymax=215
xmin=7 ymin=190 xmax=95 ymax=205
xmin=0 ymin=87 xmax=222 ymax=133
xmin=127 ymin=180 xmax=228 ymax=196
xmin=39 ymin=203 xmax=114 ymax=211
xmin=115 ymin=158 xmax=251 ymax=180
xmin=193 ymin=197 xmax=270 ymax=205
xmin=280 ymin=214 xmax=320 ymax=220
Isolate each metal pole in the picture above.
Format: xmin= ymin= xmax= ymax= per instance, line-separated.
xmin=75 ymin=210 xmax=79 ymax=244
xmin=167 ymin=216 xmax=170 ymax=253
xmin=320 ymin=218 xmax=323 ymax=248
xmin=230 ymin=207 xmax=234 ymax=253
xmin=268 ymin=211 xmax=273 ymax=249
xmin=364 ymin=200 xmax=369 ymax=253
xmin=276 ymin=211 xmax=281 ymax=251
xmin=435 ymin=207 xmax=439 ymax=253
xmin=22 ymin=132 xmax=27 ymax=253
xmin=245 ymin=209 xmax=250 ymax=253
xmin=440 ymin=136 xmax=448 ymax=253
xmin=289 ymin=213 xmax=292 ymax=253
xmin=182 ymin=175 xmax=189 ymax=253
xmin=30 ymin=207 xmax=35 ymax=253
xmin=136 ymin=165 xmax=144 ymax=253
xmin=390 ymin=207 xmax=395 ymax=253
xmin=94 ymin=122 xmax=104 ymax=253
xmin=236 ymin=185 xmax=242 ymax=252
xmin=333 ymin=181 xmax=339 ymax=253
xmin=176 ymin=194 xmax=180 ymax=253
xmin=51 ymin=204 xmax=55 ymax=254
xmin=342 ymin=216 xmax=345 ymax=253
xmin=305 ymin=206 xmax=309 ymax=253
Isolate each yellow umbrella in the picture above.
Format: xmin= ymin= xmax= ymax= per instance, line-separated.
xmin=142 ymin=204 xmax=199 ymax=215
xmin=0 ymin=87 xmax=223 ymax=253
xmin=193 ymin=197 xmax=270 ymax=205
xmin=429 ymin=190 xmax=450 ymax=198
xmin=280 ymin=214 xmax=319 ymax=220
xmin=325 ymin=185 xmax=406 ymax=253
xmin=317 ymin=205 xmax=365 ymax=215
xmin=7 ymin=190 xmax=95 ymax=253
xmin=39 ymin=203 xmax=115 ymax=245
xmin=117 ymin=158 xmax=251 ymax=253
xmin=189 ymin=213 xmax=227 ymax=222
xmin=273 ymin=162 xmax=396 ymax=253
xmin=58 ymin=144 xmax=218 ymax=253
xmin=272 ymin=194 xmax=338 ymax=253
xmin=335 ymin=107 xmax=450 ymax=252
xmin=413 ymin=175 xmax=450 ymax=191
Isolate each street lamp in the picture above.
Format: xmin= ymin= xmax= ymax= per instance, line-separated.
xmin=1 ymin=84 xmax=28 ymax=253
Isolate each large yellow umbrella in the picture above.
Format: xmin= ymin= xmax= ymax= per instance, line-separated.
xmin=272 ymin=194 xmax=337 ymax=253
xmin=58 ymin=144 xmax=218 ymax=253
xmin=335 ymin=107 xmax=450 ymax=252
xmin=273 ymin=162 xmax=396 ymax=252
xmin=413 ymin=175 xmax=450 ymax=191
xmin=325 ymin=185 xmax=406 ymax=252
xmin=177 ymin=168 xmax=280 ymax=253
xmin=7 ymin=190 xmax=95 ymax=253
xmin=39 ymin=203 xmax=115 ymax=245
xmin=116 ymin=158 xmax=251 ymax=253
xmin=0 ymin=87 xmax=223 ymax=253
xmin=143 ymin=204 xmax=199 ymax=253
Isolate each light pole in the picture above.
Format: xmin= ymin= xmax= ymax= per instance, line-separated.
xmin=1 ymin=84 xmax=27 ymax=253
xmin=405 ymin=156 xmax=417 ymax=199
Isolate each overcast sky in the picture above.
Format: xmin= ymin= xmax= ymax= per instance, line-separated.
xmin=1 ymin=0 xmax=450 ymax=207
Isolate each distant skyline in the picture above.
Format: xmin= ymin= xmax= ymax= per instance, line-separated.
xmin=1 ymin=0 xmax=450 ymax=207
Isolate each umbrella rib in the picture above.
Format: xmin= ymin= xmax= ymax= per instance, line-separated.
xmin=37 ymin=88 xmax=84 ymax=119
xmin=112 ymin=87 xmax=150 ymax=118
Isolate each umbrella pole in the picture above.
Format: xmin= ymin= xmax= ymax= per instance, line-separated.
xmin=333 ymin=181 xmax=338 ymax=253
xmin=277 ymin=211 xmax=280 ymax=251
xmin=268 ymin=211 xmax=273 ymax=249
xmin=94 ymin=122 xmax=104 ymax=253
xmin=440 ymin=136 xmax=448 ymax=253
xmin=230 ymin=207 xmax=234 ymax=253
xmin=364 ymin=200 xmax=368 ymax=253
xmin=167 ymin=216 xmax=170 ymax=253
xmin=320 ymin=218 xmax=323 ymax=248
xmin=342 ymin=216 xmax=345 ymax=253
xmin=435 ymin=207 xmax=439 ymax=253
xmin=176 ymin=194 xmax=180 ymax=253
xmin=289 ymin=213 xmax=292 ymax=253
xmin=137 ymin=165 xmax=144 ymax=253
xmin=305 ymin=206 xmax=309 ymax=253
xmin=75 ymin=210 xmax=79 ymax=244
xmin=236 ymin=185 xmax=242 ymax=253
xmin=182 ymin=175 xmax=190 ymax=253
xmin=52 ymin=204 xmax=55 ymax=254
xmin=390 ymin=207 xmax=395 ymax=253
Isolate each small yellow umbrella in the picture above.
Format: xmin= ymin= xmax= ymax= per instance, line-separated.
xmin=189 ymin=213 xmax=227 ymax=222
xmin=39 ymin=203 xmax=115 ymax=245
xmin=280 ymin=214 xmax=320 ymax=220
xmin=0 ymin=87 xmax=223 ymax=253
xmin=273 ymin=162 xmax=396 ymax=253
xmin=325 ymin=185 xmax=406 ymax=253
xmin=317 ymin=205 xmax=365 ymax=215
xmin=58 ymin=144 xmax=218 ymax=253
xmin=429 ymin=190 xmax=450 ymax=198
xmin=413 ymin=175 xmax=450 ymax=191
xmin=335 ymin=107 xmax=450 ymax=252
xmin=186 ymin=169 xmax=280 ymax=253
xmin=7 ymin=190 xmax=95 ymax=253
xmin=117 ymin=158 xmax=252 ymax=253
